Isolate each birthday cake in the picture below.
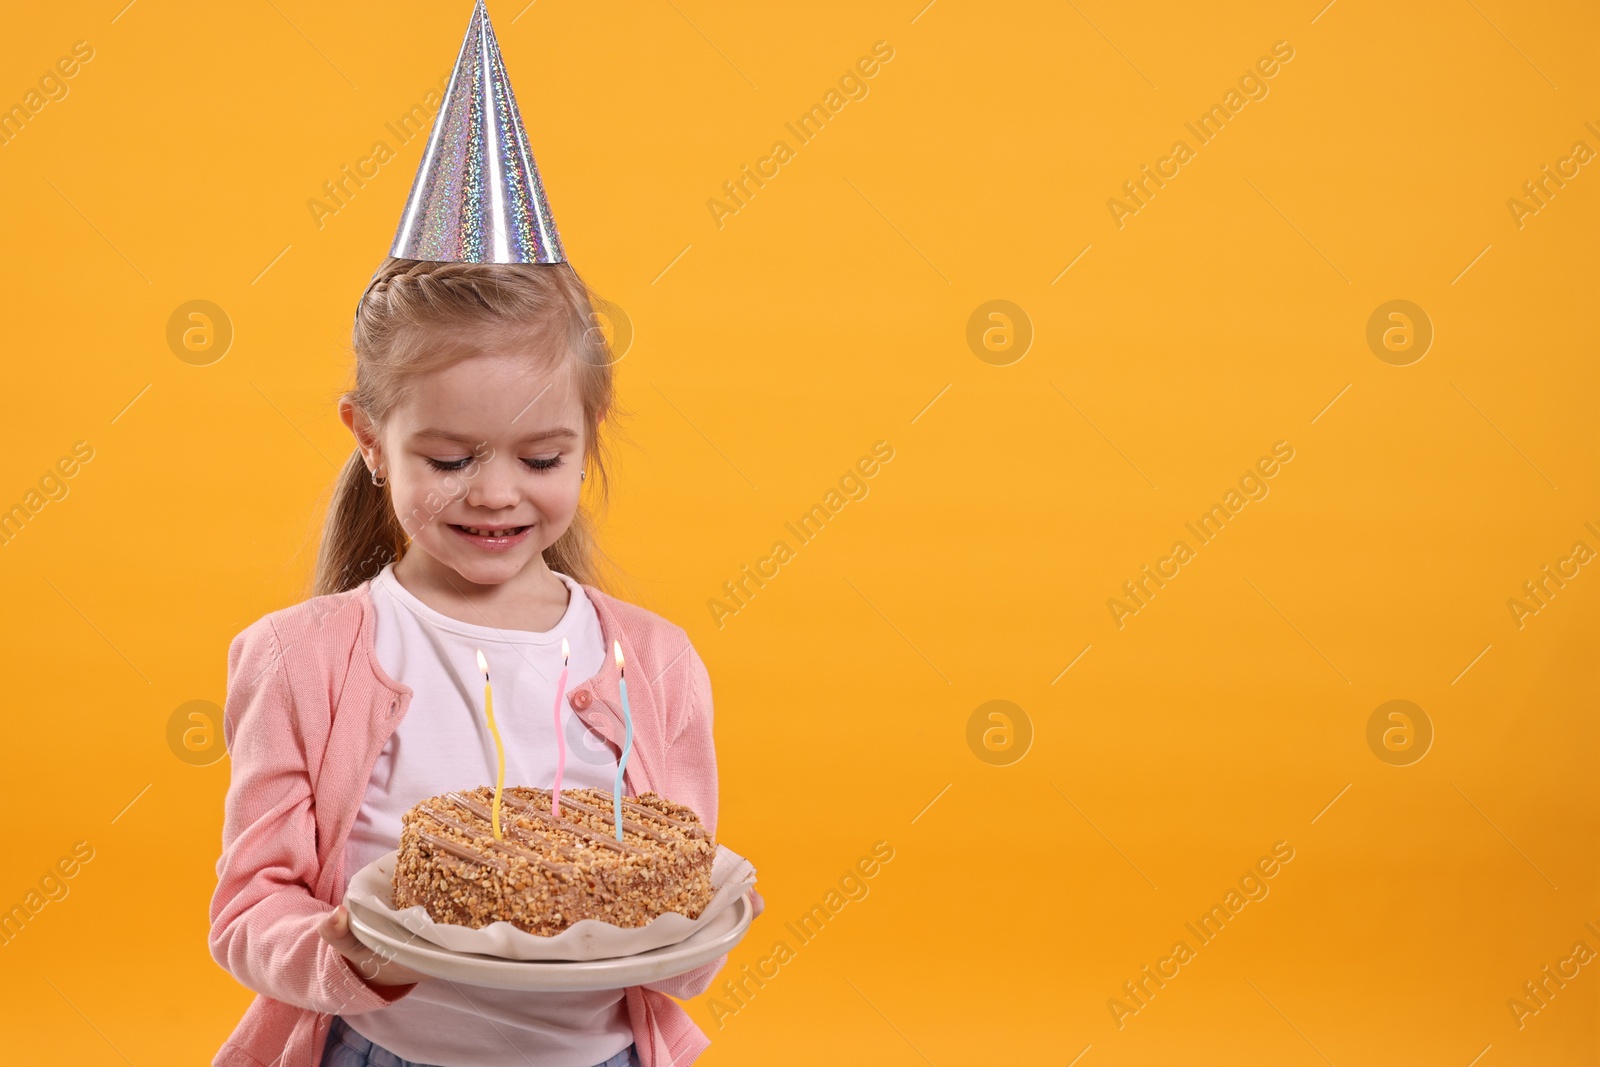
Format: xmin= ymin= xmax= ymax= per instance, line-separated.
xmin=391 ymin=785 xmax=716 ymax=935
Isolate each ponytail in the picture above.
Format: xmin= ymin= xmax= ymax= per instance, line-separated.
xmin=312 ymin=449 xmax=409 ymax=597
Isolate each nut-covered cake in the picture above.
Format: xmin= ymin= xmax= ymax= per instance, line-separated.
xmin=391 ymin=785 xmax=716 ymax=935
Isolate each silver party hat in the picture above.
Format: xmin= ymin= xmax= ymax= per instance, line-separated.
xmin=389 ymin=0 xmax=565 ymax=263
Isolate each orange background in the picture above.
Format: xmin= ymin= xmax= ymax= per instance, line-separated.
xmin=1 ymin=1 xmax=1596 ymax=1064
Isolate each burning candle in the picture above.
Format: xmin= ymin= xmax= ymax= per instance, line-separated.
xmin=476 ymin=649 xmax=506 ymax=841
xmin=612 ymin=639 xmax=634 ymax=841
xmin=551 ymin=637 xmax=570 ymax=817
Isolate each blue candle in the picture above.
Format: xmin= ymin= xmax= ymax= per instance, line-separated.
xmin=612 ymin=639 xmax=634 ymax=841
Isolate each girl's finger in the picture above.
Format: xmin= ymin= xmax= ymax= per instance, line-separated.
xmin=319 ymin=906 xmax=360 ymax=952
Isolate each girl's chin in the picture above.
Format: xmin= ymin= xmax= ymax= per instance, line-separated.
xmin=435 ymin=554 xmax=537 ymax=588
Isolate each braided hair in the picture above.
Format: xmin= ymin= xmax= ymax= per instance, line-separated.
xmin=312 ymin=257 xmax=623 ymax=598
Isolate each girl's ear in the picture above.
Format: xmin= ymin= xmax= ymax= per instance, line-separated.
xmin=340 ymin=397 xmax=379 ymax=451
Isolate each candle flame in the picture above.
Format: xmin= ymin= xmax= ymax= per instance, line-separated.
xmin=613 ymin=639 xmax=624 ymax=672
xmin=475 ymin=648 xmax=488 ymax=677
xmin=561 ymin=636 xmax=570 ymax=662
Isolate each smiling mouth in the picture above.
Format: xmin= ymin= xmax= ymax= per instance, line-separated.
xmin=452 ymin=524 xmax=529 ymax=537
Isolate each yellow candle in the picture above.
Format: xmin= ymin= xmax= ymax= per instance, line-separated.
xmin=476 ymin=649 xmax=506 ymax=840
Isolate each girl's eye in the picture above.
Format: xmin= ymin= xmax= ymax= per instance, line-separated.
xmin=423 ymin=455 xmax=564 ymax=473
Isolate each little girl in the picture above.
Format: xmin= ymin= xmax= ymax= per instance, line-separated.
xmin=209 ymin=10 xmax=761 ymax=1063
xmin=206 ymin=250 xmax=756 ymax=1067
xmin=207 ymin=247 xmax=761 ymax=1067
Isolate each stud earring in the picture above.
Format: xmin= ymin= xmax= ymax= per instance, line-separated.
xmin=580 ymin=470 xmax=586 ymax=482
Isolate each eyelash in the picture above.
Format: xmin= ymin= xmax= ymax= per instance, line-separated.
xmin=424 ymin=456 xmax=563 ymax=473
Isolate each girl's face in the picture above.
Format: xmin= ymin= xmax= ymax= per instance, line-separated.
xmin=344 ymin=348 xmax=588 ymax=589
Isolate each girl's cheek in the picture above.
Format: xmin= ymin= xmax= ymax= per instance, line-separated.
xmin=538 ymin=482 xmax=582 ymax=516
xmin=537 ymin=482 xmax=579 ymax=508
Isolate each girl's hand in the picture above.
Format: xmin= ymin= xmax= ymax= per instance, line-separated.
xmin=318 ymin=904 xmax=429 ymax=987
xmin=748 ymin=888 xmax=765 ymax=919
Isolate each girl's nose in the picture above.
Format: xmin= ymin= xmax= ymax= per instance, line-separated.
xmin=463 ymin=457 xmax=521 ymax=509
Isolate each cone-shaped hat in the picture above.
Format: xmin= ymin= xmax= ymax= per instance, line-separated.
xmin=389 ymin=0 xmax=565 ymax=263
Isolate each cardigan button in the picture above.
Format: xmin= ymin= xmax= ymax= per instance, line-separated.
xmin=570 ymin=689 xmax=592 ymax=710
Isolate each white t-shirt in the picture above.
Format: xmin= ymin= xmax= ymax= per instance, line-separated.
xmin=341 ymin=562 xmax=633 ymax=1067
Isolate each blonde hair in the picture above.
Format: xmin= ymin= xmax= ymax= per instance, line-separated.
xmin=311 ymin=257 xmax=624 ymax=598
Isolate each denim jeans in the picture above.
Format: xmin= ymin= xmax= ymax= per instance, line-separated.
xmin=320 ymin=1015 xmax=640 ymax=1067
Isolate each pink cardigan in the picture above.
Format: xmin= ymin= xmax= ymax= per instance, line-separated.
xmin=208 ymin=577 xmax=726 ymax=1067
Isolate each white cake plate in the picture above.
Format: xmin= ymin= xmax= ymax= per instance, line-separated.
xmin=346 ymin=889 xmax=755 ymax=992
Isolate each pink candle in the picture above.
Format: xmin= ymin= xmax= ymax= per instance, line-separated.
xmin=551 ymin=637 xmax=570 ymax=817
